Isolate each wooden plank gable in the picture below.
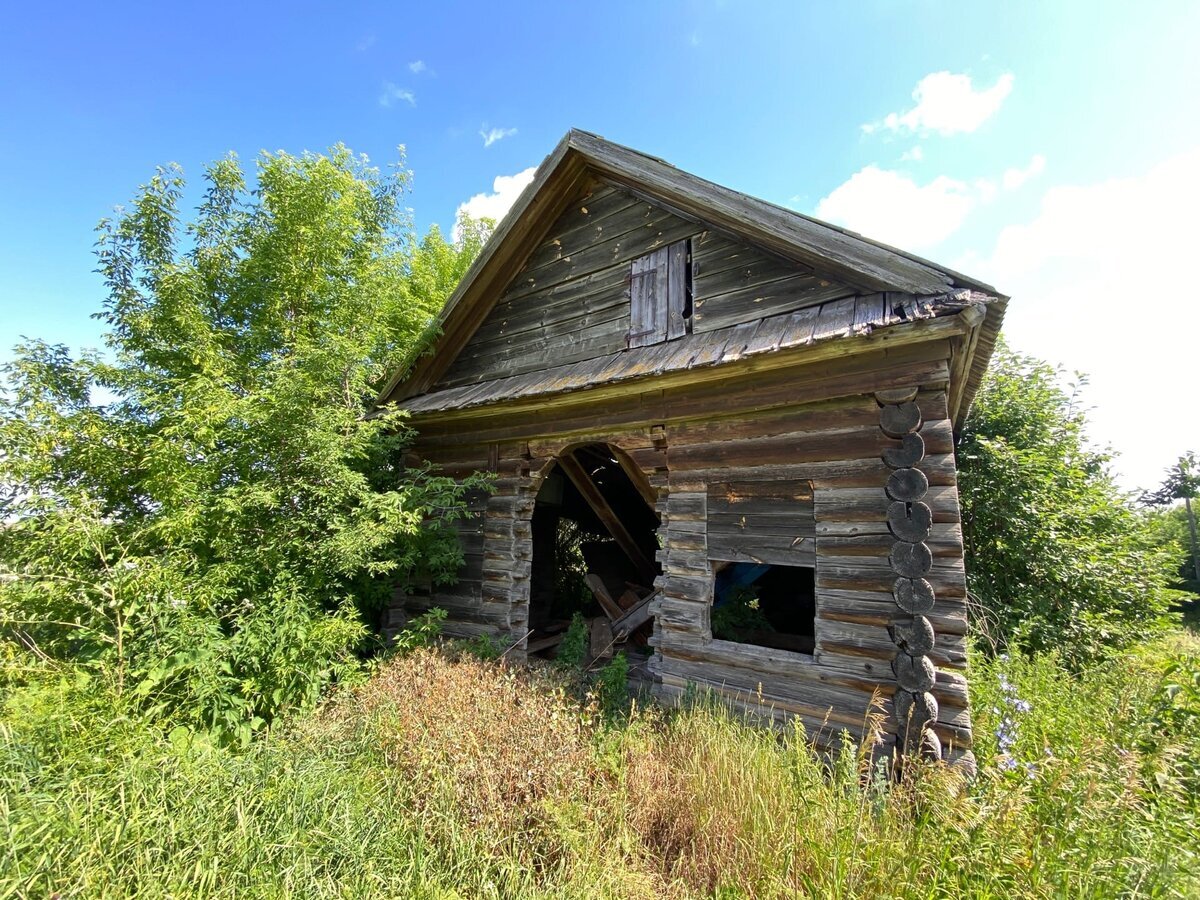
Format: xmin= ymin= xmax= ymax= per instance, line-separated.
xmin=435 ymin=182 xmax=860 ymax=391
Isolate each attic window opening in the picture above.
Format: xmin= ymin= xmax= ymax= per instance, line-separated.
xmin=628 ymin=238 xmax=693 ymax=348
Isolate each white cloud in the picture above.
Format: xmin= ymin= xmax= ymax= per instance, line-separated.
xmin=965 ymin=148 xmax=1200 ymax=491
xmin=378 ymin=83 xmax=415 ymax=108
xmin=974 ymin=177 xmax=999 ymax=205
xmin=455 ymin=166 xmax=537 ymax=236
xmin=355 ymin=34 xmax=376 ymax=52
xmin=479 ymin=125 xmax=518 ymax=147
xmin=1001 ymin=153 xmax=1046 ymax=190
xmin=815 ymin=166 xmax=974 ymax=250
xmin=408 ymin=60 xmax=426 ymax=74
xmin=815 ymin=153 xmax=1046 ymax=251
xmin=865 ymin=71 xmax=1014 ymax=136
xmin=901 ymin=146 xmax=924 ymax=162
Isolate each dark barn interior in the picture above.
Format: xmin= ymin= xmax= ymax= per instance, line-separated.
xmin=527 ymin=443 xmax=661 ymax=660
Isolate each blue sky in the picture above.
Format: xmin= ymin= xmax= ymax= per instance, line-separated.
xmin=2 ymin=1 xmax=1197 ymax=490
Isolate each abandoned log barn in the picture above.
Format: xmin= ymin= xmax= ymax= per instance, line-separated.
xmin=374 ymin=130 xmax=1007 ymax=769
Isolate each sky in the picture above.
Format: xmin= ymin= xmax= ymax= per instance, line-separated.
xmin=1 ymin=1 xmax=1196 ymax=492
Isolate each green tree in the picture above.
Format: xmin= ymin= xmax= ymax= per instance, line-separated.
xmin=957 ymin=342 xmax=1180 ymax=662
xmin=1143 ymin=452 xmax=1200 ymax=590
xmin=0 ymin=147 xmax=488 ymax=743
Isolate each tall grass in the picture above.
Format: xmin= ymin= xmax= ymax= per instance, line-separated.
xmin=2 ymin=636 xmax=1198 ymax=898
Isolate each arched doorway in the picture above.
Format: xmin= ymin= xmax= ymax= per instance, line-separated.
xmin=526 ymin=443 xmax=661 ymax=661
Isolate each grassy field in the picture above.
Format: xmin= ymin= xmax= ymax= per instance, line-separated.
xmin=2 ymin=634 xmax=1199 ymax=899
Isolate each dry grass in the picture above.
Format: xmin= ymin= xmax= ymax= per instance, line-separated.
xmin=3 ymin=642 xmax=1197 ymax=898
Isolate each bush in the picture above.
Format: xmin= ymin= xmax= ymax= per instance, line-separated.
xmin=0 ymin=149 xmax=489 ymax=743
xmin=958 ymin=342 xmax=1181 ymax=662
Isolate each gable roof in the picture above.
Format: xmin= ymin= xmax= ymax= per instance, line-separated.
xmin=375 ymin=129 xmax=1006 ymax=416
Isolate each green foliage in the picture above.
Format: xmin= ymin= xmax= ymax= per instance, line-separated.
xmin=710 ymin=585 xmax=772 ymax=641
xmin=461 ymin=631 xmax=506 ymax=661
xmin=4 ymin=640 xmax=1199 ymax=897
xmin=593 ymin=651 xmax=630 ymax=720
xmin=958 ymin=342 xmax=1181 ymax=661
xmin=1142 ymin=452 xmax=1200 ymax=599
xmin=389 ymin=608 xmax=447 ymax=656
xmin=556 ymin=613 xmax=589 ymax=669
xmin=552 ymin=517 xmax=594 ymax=619
xmin=1142 ymin=451 xmax=1200 ymax=507
xmin=0 ymin=147 xmax=490 ymax=743
xmin=1144 ymin=503 xmax=1200 ymax=600
xmin=1143 ymin=643 xmax=1200 ymax=792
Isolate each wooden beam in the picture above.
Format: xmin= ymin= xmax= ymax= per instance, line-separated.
xmin=576 ymin=442 xmax=658 ymax=510
xmin=584 ymin=574 xmax=626 ymax=621
xmin=611 ymin=588 xmax=659 ymax=639
xmin=614 ymin=449 xmax=658 ymax=509
xmin=559 ymin=451 xmax=657 ymax=584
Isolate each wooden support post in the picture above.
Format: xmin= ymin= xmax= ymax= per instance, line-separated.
xmin=559 ymin=450 xmax=657 ymax=584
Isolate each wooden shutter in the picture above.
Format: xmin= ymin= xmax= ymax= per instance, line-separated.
xmin=629 ymin=240 xmax=691 ymax=348
xmin=629 ymin=246 xmax=669 ymax=348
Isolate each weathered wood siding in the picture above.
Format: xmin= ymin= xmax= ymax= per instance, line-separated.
xmin=435 ymin=183 xmax=858 ymax=389
xmin=705 ymin=479 xmax=815 ymax=567
xmin=406 ymin=340 xmax=973 ymax=764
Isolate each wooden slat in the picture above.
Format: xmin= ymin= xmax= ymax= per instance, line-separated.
xmin=558 ymin=450 xmax=656 ymax=583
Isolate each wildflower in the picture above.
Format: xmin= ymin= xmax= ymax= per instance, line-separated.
xmin=993 ymin=662 xmax=1034 ymax=773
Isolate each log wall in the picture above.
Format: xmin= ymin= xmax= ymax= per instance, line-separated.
xmin=405 ymin=338 xmax=974 ymax=766
xmin=436 ymin=183 xmax=857 ymax=389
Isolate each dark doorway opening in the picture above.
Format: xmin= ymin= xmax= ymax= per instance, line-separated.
xmin=711 ymin=562 xmax=816 ymax=655
xmin=528 ymin=444 xmax=660 ymax=660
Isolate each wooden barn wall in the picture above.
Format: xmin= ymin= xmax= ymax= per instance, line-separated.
xmin=408 ymin=339 xmax=972 ymax=762
xmin=435 ymin=182 xmax=858 ymax=390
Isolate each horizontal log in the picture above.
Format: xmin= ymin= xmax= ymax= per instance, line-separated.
xmin=886 ymin=467 xmax=929 ymax=502
xmin=890 ymin=617 xmax=936 ymax=657
xmin=656 ymin=655 xmax=881 ymax=731
xmin=882 ymin=432 xmax=925 ymax=469
xmin=817 ymin=584 xmax=965 ymax=627
xmin=887 ymin=501 xmax=933 ymax=542
xmin=818 ymin=554 xmax=966 ymax=598
xmin=708 ymin=510 xmax=817 ymax=534
xmin=893 ymin=653 xmax=936 ymax=692
xmin=874 ymin=387 xmax=918 ymax=404
xmin=668 ymin=453 xmax=956 ymax=492
xmin=814 ymin=485 xmax=961 ymax=525
xmin=817 ymin=617 xmax=966 ymax=669
xmin=707 ymin=479 xmax=815 ymax=503
xmin=706 ymin=541 xmax=817 ymax=568
xmin=817 ymin=526 xmax=959 ymax=559
xmin=890 ymin=541 xmax=933 ymax=578
xmin=654 ymin=674 xmax=876 ymax=747
xmin=879 ymin=401 xmax=922 ymax=437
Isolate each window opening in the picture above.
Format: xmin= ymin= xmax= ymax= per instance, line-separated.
xmin=711 ymin=562 xmax=816 ymax=655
